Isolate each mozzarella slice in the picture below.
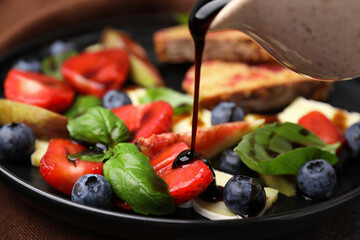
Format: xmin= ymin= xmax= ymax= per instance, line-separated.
xmin=124 ymin=87 xmax=147 ymax=106
xmin=31 ymin=139 xmax=49 ymax=167
xmin=193 ymin=170 xmax=278 ymax=220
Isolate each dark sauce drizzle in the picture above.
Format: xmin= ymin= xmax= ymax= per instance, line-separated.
xmin=172 ymin=0 xmax=231 ymax=201
xmin=173 ymin=0 xmax=231 ymax=167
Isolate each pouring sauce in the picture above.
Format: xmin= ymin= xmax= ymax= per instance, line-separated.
xmin=173 ymin=0 xmax=230 ymax=198
xmin=173 ymin=0 xmax=229 ymax=167
xmin=173 ymin=0 xmax=360 ymax=168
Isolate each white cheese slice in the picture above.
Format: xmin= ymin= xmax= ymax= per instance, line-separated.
xmin=31 ymin=139 xmax=49 ymax=167
xmin=124 ymin=87 xmax=147 ymax=106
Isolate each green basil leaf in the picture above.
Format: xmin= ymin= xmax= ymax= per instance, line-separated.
xmin=67 ymin=106 xmax=130 ymax=147
xmin=41 ymin=50 xmax=78 ymax=79
xmin=235 ymin=122 xmax=339 ymax=175
xmin=68 ymin=149 xmax=113 ymax=162
xmin=103 ymin=143 xmax=175 ymax=215
xmin=140 ymin=87 xmax=193 ymax=115
xmin=64 ymin=95 xmax=101 ymax=119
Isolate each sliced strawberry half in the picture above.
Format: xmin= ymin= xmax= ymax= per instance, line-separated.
xmin=134 ymin=101 xmax=173 ymax=140
xmin=39 ymin=139 xmax=103 ymax=196
xmin=136 ymin=120 xmax=261 ymax=159
xmin=111 ymin=104 xmax=151 ymax=132
xmin=61 ymin=49 xmax=129 ymax=97
xmin=101 ymin=28 xmax=164 ymax=87
xmin=112 ymin=101 xmax=173 ymax=142
xmin=149 ymin=142 xmax=214 ymax=204
xmin=298 ymin=111 xmax=345 ymax=150
xmin=4 ymin=69 xmax=75 ymax=113
xmin=162 ymin=158 xmax=214 ymax=204
xmin=150 ymin=141 xmax=189 ymax=177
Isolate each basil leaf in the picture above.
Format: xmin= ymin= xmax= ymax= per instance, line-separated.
xmin=68 ymin=150 xmax=113 ymax=163
xmin=67 ymin=106 xmax=130 ymax=147
xmin=103 ymin=143 xmax=175 ymax=215
xmin=140 ymin=87 xmax=193 ymax=115
xmin=235 ymin=122 xmax=339 ymax=175
xmin=41 ymin=50 xmax=78 ymax=79
xmin=64 ymin=95 xmax=101 ymax=119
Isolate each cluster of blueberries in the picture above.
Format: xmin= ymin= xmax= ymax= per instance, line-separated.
xmin=0 ymin=123 xmax=112 ymax=208
xmin=209 ymin=101 xmax=360 ymax=216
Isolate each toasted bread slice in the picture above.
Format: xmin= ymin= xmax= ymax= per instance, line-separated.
xmin=153 ymin=25 xmax=274 ymax=63
xmin=182 ymin=61 xmax=333 ymax=113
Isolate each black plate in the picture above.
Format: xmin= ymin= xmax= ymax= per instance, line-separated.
xmin=0 ymin=15 xmax=360 ymax=240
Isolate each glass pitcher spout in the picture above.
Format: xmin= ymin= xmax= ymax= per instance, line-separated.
xmin=209 ymin=0 xmax=360 ymax=80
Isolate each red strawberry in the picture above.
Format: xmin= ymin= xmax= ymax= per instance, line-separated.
xmin=298 ymin=111 xmax=345 ymax=145
xmin=149 ymin=142 xmax=214 ymax=204
xmin=136 ymin=121 xmax=258 ymax=159
xmin=162 ymin=158 xmax=214 ymax=204
xmin=61 ymin=49 xmax=129 ymax=97
xmin=39 ymin=139 xmax=103 ymax=196
xmin=101 ymin=28 xmax=164 ymax=87
xmin=150 ymin=141 xmax=189 ymax=177
xmin=4 ymin=69 xmax=75 ymax=113
xmin=112 ymin=104 xmax=151 ymax=132
xmin=112 ymin=101 xmax=173 ymax=142
xmin=134 ymin=101 xmax=173 ymax=140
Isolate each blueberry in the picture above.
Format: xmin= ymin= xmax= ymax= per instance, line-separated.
xmin=71 ymin=174 xmax=112 ymax=209
xmin=211 ymin=102 xmax=244 ymax=125
xmin=344 ymin=122 xmax=360 ymax=158
xmin=102 ymin=90 xmax=132 ymax=109
xmin=296 ymin=159 xmax=337 ymax=200
xmin=219 ymin=149 xmax=253 ymax=176
xmin=223 ymin=175 xmax=266 ymax=217
xmin=12 ymin=58 xmax=41 ymax=72
xmin=49 ymin=40 xmax=76 ymax=55
xmin=0 ymin=123 xmax=36 ymax=162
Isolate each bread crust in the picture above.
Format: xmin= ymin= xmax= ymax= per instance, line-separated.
xmin=182 ymin=61 xmax=333 ymax=113
xmin=153 ymin=25 xmax=274 ymax=63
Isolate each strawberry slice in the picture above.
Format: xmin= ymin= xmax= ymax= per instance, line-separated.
xmin=39 ymin=139 xmax=103 ymax=196
xmin=101 ymin=28 xmax=164 ymax=87
xmin=162 ymin=158 xmax=214 ymax=204
xmin=134 ymin=101 xmax=173 ymax=140
xmin=298 ymin=111 xmax=345 ymax=145
xmin=150 ymin=142 xmax=189 ymax=177
xmin=61 ymin=49 xmax=129 ymax=97
xmin=149 ymin=142 xmax=214 ymax=204
xmin=4 ymin=69 xmax=75 ymax=113
xmin=111 ymin=104 xmax=151 ymax=132
xmin=112 ymin=101 xmax=173 ymax=142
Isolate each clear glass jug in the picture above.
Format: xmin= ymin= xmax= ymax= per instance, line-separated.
xmin=208 ymin=0 xmax=360 ymax=80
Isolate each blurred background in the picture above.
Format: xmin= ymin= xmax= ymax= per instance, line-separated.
xmin=0 ymin=0 xmax=195 ymax=54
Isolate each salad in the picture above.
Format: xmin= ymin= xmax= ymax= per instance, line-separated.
xmin=0 ymin=27 xmax=360 ymax=220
